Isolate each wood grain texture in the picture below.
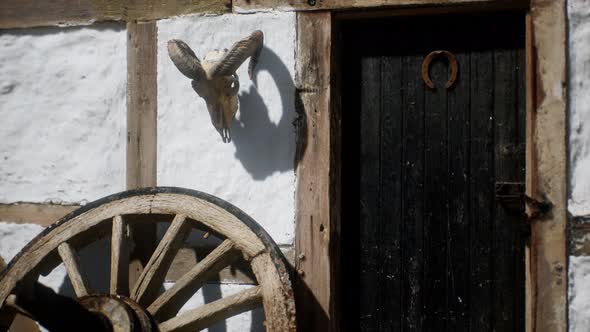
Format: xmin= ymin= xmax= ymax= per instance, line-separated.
xmin=529 ymin=1 xmax=568 ymax=331
xmin=0 ymin=0 xmax=230 ymax=29
xmin=294 ymin=11 xmax=333 ymax=332
xmin=233 ymin=0 xmax=522 ymax=12
xmin=358 ymin=56 xmax=381 ymax=331
xmin=127 ymin=20 xmax=158 ymax=292
xmin=446 ymin=50 xmax=470 ymax=332
xmin=378 ymin=55 xmax=402 ymax=332
xmin=127 ymin=20 xmax=157 ymax=191
xmin=158 ymin=286 xmax=262 ymax=332
xmin=0 ymin=203 xmax=79 ymax=227
xmin=468 ymin=49 xmax=494 ymax=332
xmin=57 ymin=243 xmax=90 ymax=297
xmin=131 ymin=214 xmax=190 ymax=306
xmin=343 ymin=14 xmax=526 ymax=331
xmin=400 ymin=53 xmax=425 ymax=332
xmin=110 ymin=215 xmax=129 ymax=295
xmin=149 ymin=239 xmax=239 ymax=321
xmin=0 ymin=256 xmax=15 ymax=332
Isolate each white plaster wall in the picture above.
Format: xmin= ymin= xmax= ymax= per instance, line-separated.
xmin=0 ymin=24 xmax=126 ymax=205
xmin=568 ymin=0 xmax=590 ymax=216
xmin=157 ymin=12 xmax=297 ymax=246
xmin=568 ymin=1 xmax=590 ymax=331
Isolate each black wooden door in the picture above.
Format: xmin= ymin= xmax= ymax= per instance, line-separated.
xmin=340 ymin=13 xmax=526 ymax=332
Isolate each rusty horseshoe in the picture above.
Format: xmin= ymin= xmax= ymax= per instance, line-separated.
xmin=421 ymin=50 xmax=458 ymax=89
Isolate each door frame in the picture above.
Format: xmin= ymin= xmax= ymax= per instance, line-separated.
xmin=293 ymin=1 xmax=568 ymax=331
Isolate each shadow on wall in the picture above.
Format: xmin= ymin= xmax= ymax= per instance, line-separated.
xmin=232 ymin=46 xmax=306 ymax=180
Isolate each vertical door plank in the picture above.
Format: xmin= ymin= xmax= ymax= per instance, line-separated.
xmin=359 ymin=56 xmax=381 ymax=331
xmin=493 ymin=47 xmax=518 ymax=332
xmin=379 ymin=56 xmax=403 ymax=331
xmin=423 ymin=54 xmax=450 ymax=331
xmin=514 ymin=45 xmax=527 ymax=332
xmin=446 ymin=51 xmax=471 ymax=332
xmin=401 ymin=54 xmax=425 ymax=332
xmin=469 ymin=50 xmax=495 ymax=332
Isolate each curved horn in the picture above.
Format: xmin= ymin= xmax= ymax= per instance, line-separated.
xmin=208 ymin=30 xmax=264 ymax=80
xmin=167 ymin=39 xmax=206 ymax=81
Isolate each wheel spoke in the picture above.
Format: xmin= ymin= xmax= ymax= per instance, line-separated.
xmin=110 ymin=215 xmax=129 ymax=295
xmin=131 ymin=214 xmax=190 ymax=305
xmin=57 ymin=243 xmax=90 ymax=297
xmin=148 ymin=239 xmax=239 ymax=321
xmin=158 ymin=286 xmax=262 ymax=332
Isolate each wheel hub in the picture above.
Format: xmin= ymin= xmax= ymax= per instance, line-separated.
xmin=79 ymin=295 xmax=156 ymax=332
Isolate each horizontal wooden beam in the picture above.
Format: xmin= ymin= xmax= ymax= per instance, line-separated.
xmin=233 ymin=0 xmax=526 ymax=13
xmin=0 ymin=0 xmax=230 ymax=29
xmin=0 ymin=203 xmax=79 ymax=227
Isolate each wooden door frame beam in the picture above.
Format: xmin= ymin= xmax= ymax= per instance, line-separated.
xmin=294 ymin=1 xmax=568 ymax=331
xmin=0 ymin=0 xmax=230 ymax=29
xmin=234 ymin=0 xmax=529 ymax=13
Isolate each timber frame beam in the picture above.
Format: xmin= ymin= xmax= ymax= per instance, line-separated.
xmin=0 ymin=0 xmax=230 ymax=29
xmin=527 ymin=1 xmax=568 ymax=331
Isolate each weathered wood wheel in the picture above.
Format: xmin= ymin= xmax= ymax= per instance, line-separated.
xmin=0 ymin=187 xmax=296 ymax=332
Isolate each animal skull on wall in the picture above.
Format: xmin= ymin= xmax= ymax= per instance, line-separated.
xmin=167 ymin=30 xmax=264 ymax=143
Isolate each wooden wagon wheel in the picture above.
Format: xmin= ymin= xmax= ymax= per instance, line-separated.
xmin=0 ymin=187 xmax=296 ymax=332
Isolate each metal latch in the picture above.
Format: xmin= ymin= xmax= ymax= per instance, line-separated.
xmin=495 ymin=181 xmax=553 ymax=221
xmin=495 ymin=182 xmax=525 ymax=215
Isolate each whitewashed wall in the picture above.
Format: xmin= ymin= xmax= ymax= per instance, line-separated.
xmin=157 ymin=12 xmax=296 ymax=246
xmin=0 ymin=23 xmax=128 ymax=332
xmin=568 ymin=1 xmax=590 ymax=331
xmin=0 ymin=24 xmax=127 ymax=205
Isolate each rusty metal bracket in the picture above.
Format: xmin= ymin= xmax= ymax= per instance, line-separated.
xmin=421 ymin=50 xmax=458 ymax=90
xmin=495 ymin=182 xmax=552 ymax=222
xmin=524 ymin=194 xmax=552 ymax=222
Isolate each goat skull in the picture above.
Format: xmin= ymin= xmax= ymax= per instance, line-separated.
xmin=167 ymin=31 xmax=263 ymax=143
